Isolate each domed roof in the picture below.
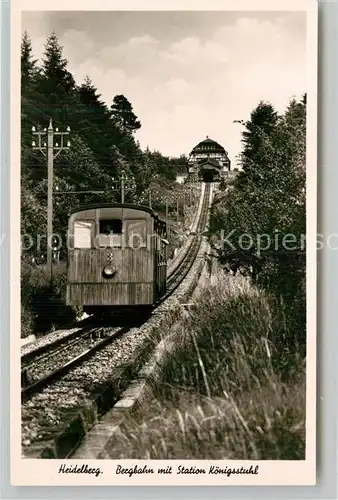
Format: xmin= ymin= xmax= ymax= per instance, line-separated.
xmin=191 ymin=136 xmax=226 ymax=155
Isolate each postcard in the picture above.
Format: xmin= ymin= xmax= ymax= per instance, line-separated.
xmin=11 ymin=0 xmax=317 ymax=486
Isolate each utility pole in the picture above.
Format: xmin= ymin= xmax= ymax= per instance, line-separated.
xmin=32 ymin=119 xmax=70 ymax=281
xmin=149 ymin=189 xmax=152 ymax=208
xmin=47 ymin=121 xmax=53 ymax=276
xmin=121 ymin=171 xmax=125 ymax=204
xmin=177 ymin=197 xmax=179 ymax=225
xmin=166 ymin=201 xmax=169 ymax=240
xmin=111 ymin=169 xmax=133 ymax=203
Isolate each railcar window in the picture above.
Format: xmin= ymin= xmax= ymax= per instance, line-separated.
xmin=97 ymin=218 xmax=123 ymax=248
xmin=126 ymin=220 xmax=147 ymax=248
xmin=74 ymin=220 xmax=93 ymax=248
xmin=99 ymin=219 xmax=122 ymax=235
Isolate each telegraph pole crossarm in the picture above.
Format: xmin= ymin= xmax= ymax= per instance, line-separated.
xmin=111 ymin=169 xmax=134 ymax=204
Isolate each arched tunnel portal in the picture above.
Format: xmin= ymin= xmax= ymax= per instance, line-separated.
xmin=199 ymin=167 xmax=221 ymax=183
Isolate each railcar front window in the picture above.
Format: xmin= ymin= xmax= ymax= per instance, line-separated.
xmin=126 ymin=220 xmax=147 ymax=248
xmin=99 ymin=219 xmax=123 ymax=235
xmin=97 ymin=218 xmax=123 ymax=247
xmin=74 ymin=220 xmax=93 ymax=248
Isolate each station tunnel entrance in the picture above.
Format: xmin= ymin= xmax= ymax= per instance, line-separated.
xmin=200 ymin=169 xmax=219 ymax=183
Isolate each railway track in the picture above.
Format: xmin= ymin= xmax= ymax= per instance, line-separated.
xmin=21 ymin=327 xmax=129 ymax=402
xmin=165 ymin=183 xmax=210 ymax=296
xmin=21 ymin=183 xmax=211 ymax=403
xmin=21 ymin=324 xmax=94 ymax=376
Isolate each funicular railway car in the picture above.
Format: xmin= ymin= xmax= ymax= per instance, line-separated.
xmin=66 ymin=203 xmax=168 ymax=314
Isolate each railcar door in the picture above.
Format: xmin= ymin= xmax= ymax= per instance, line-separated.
xmin=154 ymin=221 xmax=168 ymax=298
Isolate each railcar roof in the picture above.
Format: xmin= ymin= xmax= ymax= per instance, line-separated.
xmin=69 ymin=203 xmax=166 ymax=224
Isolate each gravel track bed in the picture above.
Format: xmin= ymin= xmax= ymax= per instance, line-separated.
xmin=21 ymin=302 xmax=179 ymax=451
xmin=21 ymin=326 xmax=85 ymax=358
xmin=23 ymin=328 xmax=118 ymax=384
xmin=21 ymin=271 xmax=201 ymax=454
xmin=22 ymin=328 xmax=93 ymax=366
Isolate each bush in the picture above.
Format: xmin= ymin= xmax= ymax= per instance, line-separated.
xmin=21 ymin=261 xmax=78 ymax=337
xmin=21 ymin=303 xmax=35 ymax=339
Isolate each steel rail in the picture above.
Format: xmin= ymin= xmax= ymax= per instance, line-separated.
xmin=21 ymin=327 xmax=129 ymax=402
xmin=21 ymin=315 xmax=96 ymax=364
xmin=164 ymin=183 xmax=211 ymax=298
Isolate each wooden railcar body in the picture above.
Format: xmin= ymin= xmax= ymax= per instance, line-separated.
xmin=66 ymin=203 xmax=167 ymax=308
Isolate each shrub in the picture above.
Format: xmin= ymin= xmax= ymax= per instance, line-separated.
xmin=21 ymin=261 xmax=78 ymax=337
xmin=21 ymin=303 xmax=35 ymax=339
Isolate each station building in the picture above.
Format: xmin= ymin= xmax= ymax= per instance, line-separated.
xmin=188 ymin=136 xmax=231 ymax=182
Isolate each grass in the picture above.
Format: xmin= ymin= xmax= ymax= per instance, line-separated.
xmin=106 ymin=274 xmax=306 ymax=460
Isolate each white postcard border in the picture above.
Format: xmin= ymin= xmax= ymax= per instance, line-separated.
xmin=10 ymin=0 xmax=318 ymax=486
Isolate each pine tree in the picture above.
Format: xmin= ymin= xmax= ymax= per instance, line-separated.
xmin=78 ymin=77 xmax=110 ymax=127
xmin=21 ymin=31 xmax=39 ymax=131
xmin=41 ymin=31 xmax=75 ymax=91
xmin=21 ymin=32 xmax=45 ymax=176
xmin=111 ymin=94 xmax=141 ymax=134
xmin=239 ymin=101 xmax=278 ymax=175
xmin=21 ymin=31 xmax=38 ymax=89
xmin=77 ymin=77 xmax=121 ymax=170
xmin=38 ymin=32 xmax=78 ymax=127
xmin=53 ymin=134 xmax=115 ymax=224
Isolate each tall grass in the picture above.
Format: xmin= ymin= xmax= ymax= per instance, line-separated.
xmin=106 ymin=274 xmax=305 ymax=460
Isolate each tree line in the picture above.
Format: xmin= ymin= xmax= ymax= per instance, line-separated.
xmin=210 ymin=97 xmax=307 ymax=342
xmin=21 ymin=31 xmax=188 ymax=259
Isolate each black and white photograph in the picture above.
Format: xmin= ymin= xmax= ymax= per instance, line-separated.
xmin=12 ymin=0 xmax=317 ymax=486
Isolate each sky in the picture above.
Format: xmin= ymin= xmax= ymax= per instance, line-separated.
xmin=22 ymin=11 xmax=307 ymax=163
